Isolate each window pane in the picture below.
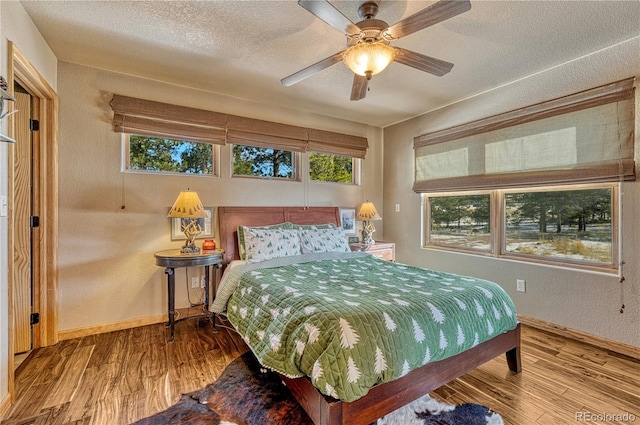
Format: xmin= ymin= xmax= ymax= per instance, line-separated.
xmin=309 ymin=152 xmax=354 ymax=183
xmin=128 ymin=134 xmax=214 ymax=175
xmin=505 ymin=188 xmax=612 ymax=264
xmin=428 ymin=194 xmax=491 ymax=251
xmin=232 ymin=144 xmax=294 ymax=179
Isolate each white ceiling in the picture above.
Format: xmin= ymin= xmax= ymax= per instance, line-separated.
xmin=19 ymin=0 xmax=640 ymax=127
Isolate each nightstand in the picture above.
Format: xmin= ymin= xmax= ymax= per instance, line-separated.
xmin=154 ymin=249 xmax=224 ymax=342
xmin=350 ymin=241 xmax=395 ymax=261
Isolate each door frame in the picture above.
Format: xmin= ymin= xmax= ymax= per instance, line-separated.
xmin=7 ymin=42 xmax=58 ymax=399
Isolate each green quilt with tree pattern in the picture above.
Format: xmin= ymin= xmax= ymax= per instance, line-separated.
xmin=213 ymin=252 xmax=518 ymax=402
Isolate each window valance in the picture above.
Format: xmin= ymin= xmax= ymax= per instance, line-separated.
xmin=413 ymin=78 xmax=636 ymax=192
xmin=111 ymin=95 xmax=368 ymax=157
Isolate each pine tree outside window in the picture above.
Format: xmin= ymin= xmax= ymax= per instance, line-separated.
xmin=309 ymin=152 xmax=356 ymax=184
xmin=125 ymin=134 xmax=216 ymax=176
xmin=232 ymin=144 xmax=296 ymax=179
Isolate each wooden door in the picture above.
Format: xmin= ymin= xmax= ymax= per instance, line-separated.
xmin=13 ymin=90 xmax=32 ymax=353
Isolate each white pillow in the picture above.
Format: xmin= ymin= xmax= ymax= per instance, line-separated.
xmin=243 ymin=228 xmax=301 ymax=263
xmin=299 ymin=227 xmax=351 ymax=254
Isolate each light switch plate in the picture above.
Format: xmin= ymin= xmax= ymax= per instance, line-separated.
xmin=0 ymin=195 xmax=7 ymax=217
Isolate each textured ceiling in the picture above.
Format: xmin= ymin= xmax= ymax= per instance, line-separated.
xmin=19 ymin=0 xmax=640 ymax=127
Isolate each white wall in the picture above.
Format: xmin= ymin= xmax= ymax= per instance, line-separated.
xmin=383 ymin=36 xmax=640 ymax=348
xmin=0 ymin=0 xmax=57 ymax=410
xmin=56 ymin=61 xmax=384 ymax=332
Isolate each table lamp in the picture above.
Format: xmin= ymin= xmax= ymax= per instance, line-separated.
xmin=357 ymin=201 xmax=382 ymax=245
xmin=168 ymin=190 xmax=206 ymax=253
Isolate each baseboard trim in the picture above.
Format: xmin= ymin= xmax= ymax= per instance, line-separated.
xmin=58 ymin=314 xmax=166 ymax=340
xmin=58 ymin=313 xmax=640 ymax=360
xmin=519 ymin=315 xmax=640 ymax=360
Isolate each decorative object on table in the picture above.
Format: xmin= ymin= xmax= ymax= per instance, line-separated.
xmin=357 ymin=201 xmax=382 ymax=245
xmin=339 ymin=207 xmax=357 ymax=236
xmin=132 ymin=351 xmax=503 ymax=425
xmin=171 ymin=206 xmax=214 ymax=241
xmin=167 ymin=190 xmax=206 ymax=253
xmin=202 ymin=239 xmax=216 ymax=251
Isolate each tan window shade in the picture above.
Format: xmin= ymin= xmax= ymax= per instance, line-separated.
xmin=413 ymin=78 xmax=635 ymax=193
xmin=226 ymin=115 xmax=308 ymax=152
xmin=308 ymin=128 xmax=369 ymax=159
xmin=111 ymin=94 xmax=228 ymax=145
xmin=111 ymin=94 xmax=369 ymax=157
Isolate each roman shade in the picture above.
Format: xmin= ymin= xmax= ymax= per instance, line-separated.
xmin=413 ymin=78 xmax=636 ymax=192
xmin=111 ymin=94 xmax=227 ymax=145
xmin=111 ymin=94 xmax=369 ymax=157
xmin=226 ymin=115 xmax=308 ymax=152
xmin=307 ymin=128 xmax=368 ymax=159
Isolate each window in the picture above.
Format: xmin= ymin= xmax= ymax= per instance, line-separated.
xmin=232 ymin=144 xmax=297 ymax=179
xmin=504 ymin=186 xmax=614 ymax=265
xmin=309 ymin=152 xmax=356 ymax=184
xmin=125 ymin=134 xmax=216 ymax=175
xmin=111 ymin=95 xmax=369 ymax=182
xmin=427 ymin=193 xmax=491 ymax=252
xmin=424 ymin=183 xmax=618 ymax=272
xmin=416 ymin=79 xmax=632 ymax=274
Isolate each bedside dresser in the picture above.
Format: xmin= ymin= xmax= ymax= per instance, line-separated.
xmin=350 ymin=241 xmax=395 ymax=261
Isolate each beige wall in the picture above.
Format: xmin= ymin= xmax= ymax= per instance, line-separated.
xmin=56 ymin=61 xmax=384 ymax=333
xmin=383 ymin=37 xmax=640 ymax=348
xmin=0 ymin=0 xmax=58 ymax=409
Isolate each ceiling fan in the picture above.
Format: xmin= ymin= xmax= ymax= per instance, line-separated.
xmin=281 ymin=0 xmax=471 ymax=101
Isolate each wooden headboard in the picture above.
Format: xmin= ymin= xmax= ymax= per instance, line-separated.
xmin=218 ymin=206 xmax=341 ymax=265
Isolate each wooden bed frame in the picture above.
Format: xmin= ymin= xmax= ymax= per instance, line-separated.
xmin=217 ymin=206 xmax=522 ymax=425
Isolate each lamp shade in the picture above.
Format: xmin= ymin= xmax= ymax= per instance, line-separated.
xmin=343 ymin=42 xmax=395 ymax=78
xmin=167 ymin=190 xmax=206 ymax=218
xmin=357 ymin=202 xmax=382 ymax=221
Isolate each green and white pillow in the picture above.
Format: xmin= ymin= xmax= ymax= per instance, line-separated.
xmin=299 ymin=227 xmax=351 ymax=254
xmin=238 ymin=222 xmax=293 ymax=260
xmin=243 ymin=228 xmax=301 ymax=263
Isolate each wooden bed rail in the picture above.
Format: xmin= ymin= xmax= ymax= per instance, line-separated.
xmin=281 ymin=323 xmax=521 ymax=425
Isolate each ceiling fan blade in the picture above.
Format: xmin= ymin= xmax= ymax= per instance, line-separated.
xmin=394 ymin=47 xmax=454 ymax=76
xmin=385 ymin=0 xmax=471 ymax=39
xmin=298 ymin=0 xmax=361 ymax=35
xmin=281 ymin=51 xmax=344 ymax=87
xmin=350 ymin=74 xmax=368 ymax=101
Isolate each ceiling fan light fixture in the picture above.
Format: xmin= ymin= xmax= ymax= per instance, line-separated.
xmin=343 ymin=42 xmax=395 ymax=79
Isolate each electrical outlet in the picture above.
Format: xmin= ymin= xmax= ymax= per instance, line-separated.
xmin=395 ymin=203 xmax=400 ymax=212
xmin=200 ymin=275 xmax=206 ymax=288
xmin=191 ymin=276 xmax=200 ymax=288
xmin=516 ymin=279 xmax=526 ymax=292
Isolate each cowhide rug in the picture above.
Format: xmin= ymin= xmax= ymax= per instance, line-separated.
xmin=132 ymin=352 xmax=503 ymax=425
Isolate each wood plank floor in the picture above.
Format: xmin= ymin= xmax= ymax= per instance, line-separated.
xmin=2 ymin=320 xmax=638 ymax=425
